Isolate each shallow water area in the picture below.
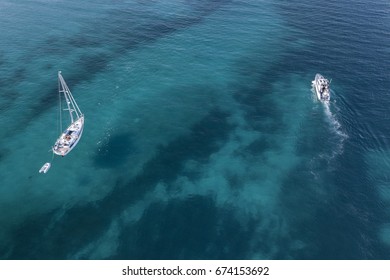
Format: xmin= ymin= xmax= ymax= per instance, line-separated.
xmin=0 ymin=0 xmax=390 ymax=259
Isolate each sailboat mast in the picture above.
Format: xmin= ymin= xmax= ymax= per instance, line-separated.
xmin=58 ymin=76 xmax=62 ymax=134
xmin=58 ymin=71 xmax=83 ymax=124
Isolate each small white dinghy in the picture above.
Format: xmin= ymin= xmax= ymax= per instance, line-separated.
xmin=39 ymin=162 xmax=51 ymax=174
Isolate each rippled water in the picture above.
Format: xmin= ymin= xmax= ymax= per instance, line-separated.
xmin=0 ymin=0 xmax=389 ymax=259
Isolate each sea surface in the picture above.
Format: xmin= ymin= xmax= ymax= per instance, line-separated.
xmin=0 ymin=0 xmax=389 ymax=259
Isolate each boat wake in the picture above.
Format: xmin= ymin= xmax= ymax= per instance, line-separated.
xmin=323 ymin=101 xmax=348 ymax=160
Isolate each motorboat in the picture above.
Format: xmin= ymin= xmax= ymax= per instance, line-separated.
xmin=312 ymin=73 xmax=330 ymax=102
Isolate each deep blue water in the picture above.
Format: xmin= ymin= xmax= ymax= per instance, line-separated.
xmin=0 ymin=0 xmax=389 ymax=259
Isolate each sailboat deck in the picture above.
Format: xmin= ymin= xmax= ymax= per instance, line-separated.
xmin=53 ymin=116 xmax=84 ymax=156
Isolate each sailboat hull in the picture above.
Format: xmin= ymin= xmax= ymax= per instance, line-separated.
xmin=53 ymin=116 xmax=84 ymax=156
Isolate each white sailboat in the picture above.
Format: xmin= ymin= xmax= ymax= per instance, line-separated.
xmin=52 ymin=71 xmax=84 ymax=157
xmin=39 ymin=71 xmax=84 ymax=173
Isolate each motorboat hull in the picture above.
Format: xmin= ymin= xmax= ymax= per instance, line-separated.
xmin=312 ymin=73 xmax=330 ymax=102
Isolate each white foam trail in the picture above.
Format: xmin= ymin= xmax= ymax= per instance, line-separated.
xmin=324 ymin=102 xmax=347 ymax=137
xmin=323 ymin=101 xmax=348 ymax=159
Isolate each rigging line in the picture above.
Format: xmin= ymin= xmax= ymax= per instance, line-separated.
xmin=61 ymin=78 xmax=75 ymax=123
xmin=62 ymin=76 xmax=81 ymax=119
xmin=66 ymin=86 xmax=82 ymax=116
xmin=58 ymin=74 xmax=62 ymax=134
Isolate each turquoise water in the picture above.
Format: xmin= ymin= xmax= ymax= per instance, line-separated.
xmin=0 ymin=0 xmax=389 ymax=259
